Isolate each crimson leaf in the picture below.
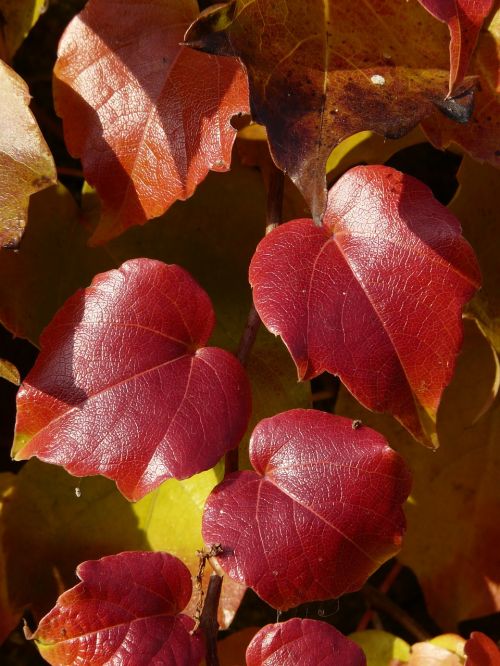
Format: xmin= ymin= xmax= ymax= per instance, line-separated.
xmin=249 ymin=165 xmax=480 ymax=446
xmin=26 ymin=551 xmax=205 ymax=666
xmin=203 ymin=409 xmax=411 ymax=610
xmin=13 ymin=259 xmax=251 ymax=501
xmin=246 ymin=619 xmax=366 ymax=666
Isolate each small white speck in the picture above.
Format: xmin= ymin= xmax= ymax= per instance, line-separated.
xmin=75 ymin=487 xmax=81 ymax=498
xmin=371 ymin=74 xmax=386 ymax=86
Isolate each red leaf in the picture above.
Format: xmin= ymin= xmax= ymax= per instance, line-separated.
xmin=418 ymin=0 xmax=493 ymax=93
xmin=27 ymin=551 xmax=205 ymax=666
xmin=13 ymin=259 xmax=251 ymax=501
xmin=465 ymin=632 xmax=500 ymax=666
xmin=203 ymin=409 xmax=411 ymax=610
xmin=246 ymin=618 xmax=366 ymax=666
xmin=53 ymin=0 xmax=249 ymax=245
xmin=249 ymin=166 xmax=480 ymax=446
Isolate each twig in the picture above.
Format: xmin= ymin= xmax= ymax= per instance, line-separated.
xmin=199 ymin=574 xmax=223 ymax=666
xmin=362 ymin=584 xmax=431 ymax=642
xmin=357 ymin=560 xmax=402 ymax=631
xmin=57 ymin=166 xmax=84 ymax=179
xmin=193 ymin=544 xmax=223 ymax=631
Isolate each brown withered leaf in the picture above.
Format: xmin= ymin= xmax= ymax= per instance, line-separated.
xmin=422 ymin=4 xmax=500 ymax=167
xmin=185 ymin=0 xmax=475 ymax=222
xmin=0 ymin=60 xmax=56 ymax=249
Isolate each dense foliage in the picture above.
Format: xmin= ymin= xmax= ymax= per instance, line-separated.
xmin=0 ymin=0 xmax=499 ymax=664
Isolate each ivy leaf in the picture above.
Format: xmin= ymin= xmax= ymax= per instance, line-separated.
xmin=422 ymin=5 xmax=500 ymax=168
xmin=0 ymin=60 xmax=56 ymax=249
xmin=0 ymin=0 xmax=47 ymax=62
xmin=418 ymin=0 xmax=494 ymax=94
xmin=246 ymin=619 xmax=366 ymax=666
xmin=26 ymin=552 xmax=205 ymax=666
xmin=185 ymin=0 xmax=474 ymax=223
xmin=53 ymin=0 xmax=249 ymax=245
xmin=13 ymin=259 xmax=251 ymax=501
xmin=203 ymin=409 xmax=411 ymax=610
xmin=250 ymin=166 xmax=480 ymax=446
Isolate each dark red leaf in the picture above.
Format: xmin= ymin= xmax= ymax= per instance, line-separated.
xmin=465 ymin=632 xmax=500 ymax=666
xmin=13 ymin=259 xmax=251 ymax=501
xmin=27 ymin=551 xmax=205 ymax=666
xmin=203 ymin=409 xmax=411 ymax=610
xmin=53 ymin=0 xmax=249 ymax=244
xmin=249 ymin=166 xmax=480 ymax=446
xmin=418 ymin=0 xmax=494 ymax=93
xmin=246 ymin=619 xmax=366 ymax=666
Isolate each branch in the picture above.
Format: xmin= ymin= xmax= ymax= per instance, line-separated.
xmin=199 ymin=574 xmax=223 ymax=666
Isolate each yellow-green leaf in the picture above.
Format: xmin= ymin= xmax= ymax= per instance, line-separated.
xmin=0 ymin=0 xmax=47 ymax=62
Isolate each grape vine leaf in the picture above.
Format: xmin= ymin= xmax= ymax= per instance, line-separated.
xmin=335 ymin=320 xmax=500 ymax=628
xmin=203 ymin=409 xmax=411 ymax=610
xmin=53 ymin=0 xmax=249 ymax=245
xmin=13 ymin=259 xmax=251 ymax=501
xmin=418 ymin=0 xmax=494 ymax=94
xmin=422 ymin=4 xmax=500 ymax=167
xmin=0 ymin=60 xmax=56 ymax=249
xmin=185 ymin=0 xmax=474 ymax=223
xmin=26 ymin=552 xmax=205 ymax=666
xmin=0 ymin=0 xmax=47 ymax=62
xmin=246 ymin=619 xmax=366 ymax=666
xmin=250 ymin=165 xmax=480 ymax=447
xmin=465 ymin=631 xmax=500 ymax=665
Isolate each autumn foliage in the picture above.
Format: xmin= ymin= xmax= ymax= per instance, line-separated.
xmin=0 ymin=0 xmax=499 ymax=664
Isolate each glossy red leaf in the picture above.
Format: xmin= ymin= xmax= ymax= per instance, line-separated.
xmin=13 ymin=259 xmax=251 ymax=501
xmin=27 ymin=551 xmax=205 ymax=666
xmin=418 ymin=0 xmax=494 ymax=93
xmin=203 ymin=409 xmax=411 ymax=610
xmin=53 ymin=0 xmax=249 ymax=244
xmin=465 ymin=632 xmax=500 ymax=666
xmin=246 ymin=619 xmax=366 ymax=666
xmin=249 ymin=166 xmax=480 ymax=446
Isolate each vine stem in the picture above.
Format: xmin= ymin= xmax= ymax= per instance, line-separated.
xmin=199 ymin=573 xmax=223 ymax=666
xmin=224 ymin=162 xmax=285 ymax=475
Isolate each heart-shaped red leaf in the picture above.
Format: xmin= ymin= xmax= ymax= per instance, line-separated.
xmin=246 ymin=619 xmax=366 ymax=666
xmin=13 ymin=259 xmax=251 ymax=501
xmin=27 ymin=551 xmax=205 ymax=666
xmin=203 ymin=409 xmax=411 ymax=610
xmin=249 ymin=166 xmax=480 ymax=446
xmin=53 ymin=0 xmax=249 ymax=244
xmin=418 ymin=0 xmax=493 ymax=93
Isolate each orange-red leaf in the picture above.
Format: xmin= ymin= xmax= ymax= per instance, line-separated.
xmin=186 ymin=0 xmax=474 ymax=223
xmin=0 ymin=60 xmax=56 ymax=249
xmin=28 ymin=552 xmax=205 ymax=665
xmin=418 ymin=0 xmax=494 ymax=93
xmin=53 ymin=0 xmax=249 ymax=244
xmin=422 ymin=5 xmax=500 ymax=167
